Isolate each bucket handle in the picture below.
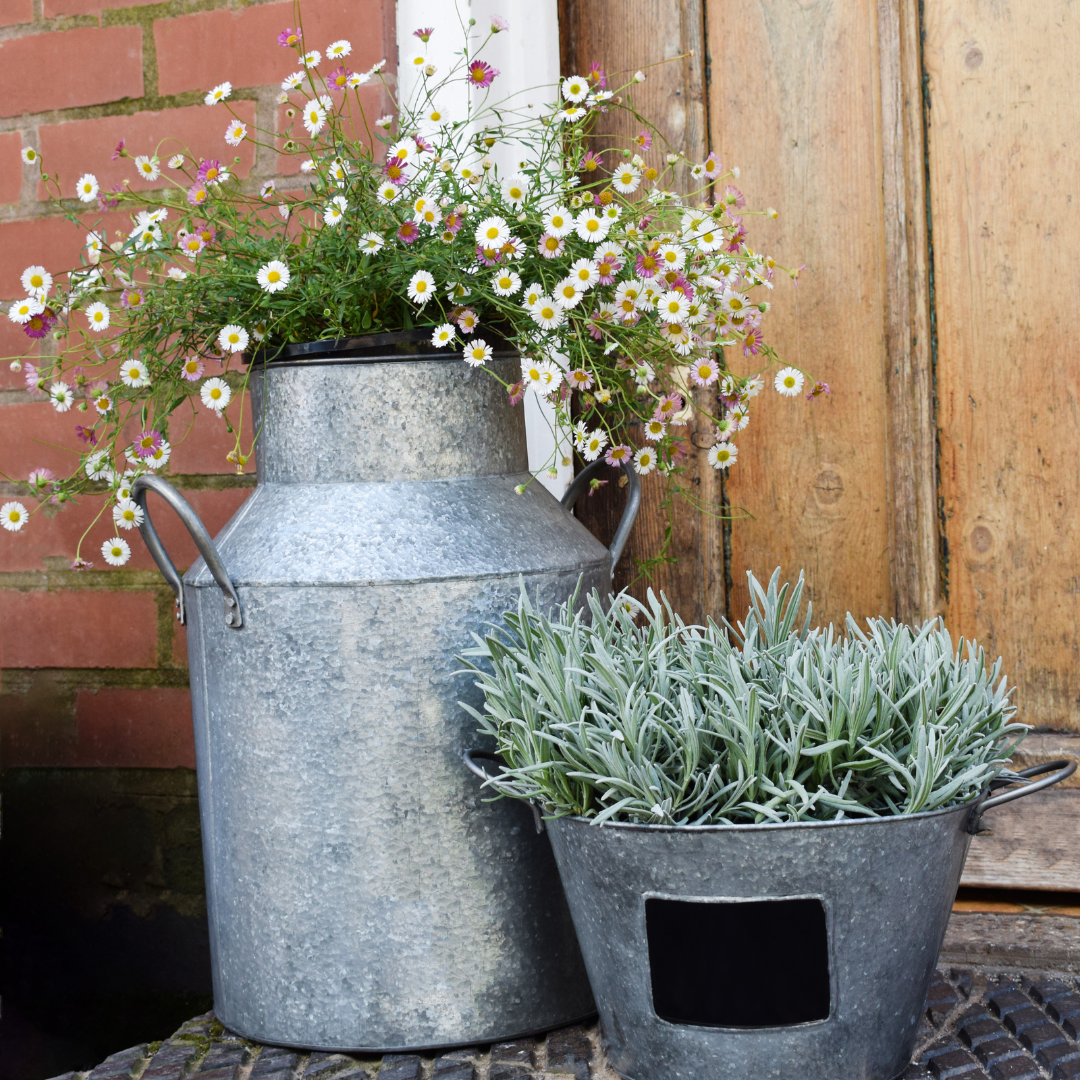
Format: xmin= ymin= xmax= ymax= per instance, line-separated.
xmin=560 ymin=459 xmax=641 ymax=578
xmin=464 ymin=749 xmax=545 ymax=834
xmin=966 ymin=758 xmax=1076 ymax=834
xmin=131 ymin=474 xmax=243 ymax=629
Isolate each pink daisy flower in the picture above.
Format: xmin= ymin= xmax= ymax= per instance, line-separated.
xmin=120 ymin=289 xmax=145 ymax=311
xmin=187 ymin=183 xmax=209 ymax=207
xmin=454 ymin=308 xmax=479 ymax=334
xmin=634 ymin=251 xmax=661 ymax=279
xmin=111 ymin=139 xmax=126 ymax=161
xmin=133 ymin=429 xmax=163 ymax=458
xmin=588 ymin=62 xmax=607 ymax=90
xmin=278 ymin=27 xmax=302 ymax=47
xmin=654 ymin=393 xmax=683 ymax=422
xmin=327 ymin=66 xmax=354 ymax=91
xmin=588 ymin=309 xmax=614 ymax=341
xmin=567 ymin=369 xmax=593 ymax=391
xmin=595 ymin=256 xmax=621 ymax=285
xmin=507 ymin=380 xmax=525 ymax=405
xmin=74 ymin=425 xmax=98 ymax=445
xmin=197 ymin=159 xmax=225 ymax=183
xmin=537 ymin=233 xmax=564 ymax=259
xmin=580 ymin=150 xmax=603 ymax=173
xmin=23 ymin=363 xmax=43 ymax=395
xmin=71 ymin=558 xmax=94 ymax=571
xmin=97 ymin=185 xmax=121 ymax=212
xmin=468 ymin=60 xmax=499 ymax=89
xmin=605 ymin=444 xmax=632 ymax=467
xmin=702 ymin=151 xmax=721 ymax=179
xmin=475 ymin=245 xmax=502 ymax=266
xmin=413 ymin=26 xmax=434 ymax=41
xmin=689 ymin=357 xmax=720 ymax=387
xmin=807 ymin=381 xmax=831 ymax=400
xmin=384 ymin=156 xmax=408 ymax=185
xmin=634 ymin=129 xmax=652 ymax=151
xmin=397 ymin=220 xmax=421 ymax=244
xmin=23 ymin=306 xmax=57 ymax=339
xmin=726 ymin=224 xmax=748 ymax=253
xmin=724 ymin=185 xmax=745 ymax=209
xmin=442 ymin=211 xmax=464 ymax=234
xmin=491 ymin=14 xmax=509 ymax=32
xmin=742 ymin=327 xmax=765 ymax=356
xmin=414 ymin=134 xmax=433 ymax=153
xmin=180 ymin=356 xmax=205 ymax=381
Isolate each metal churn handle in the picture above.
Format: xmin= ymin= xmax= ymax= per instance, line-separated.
xmin=560 ymin=459 xmax=642 ymax=578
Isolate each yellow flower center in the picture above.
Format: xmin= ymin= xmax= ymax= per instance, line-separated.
xmin=509 ymin=187 xmax=522 ymax=200
xmin=268 ymin=270 xmax=280 ymax=283
xmin=415 ymin=281 xmax=426 ymax=292
xmin=552 ymin=216 xmax=564 ymax=229
xmin=211 ymin=388 xmax=222 ymax=400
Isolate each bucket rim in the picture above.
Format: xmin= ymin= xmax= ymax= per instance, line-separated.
xmin=543 ymin=794 xmax=983 ymax=834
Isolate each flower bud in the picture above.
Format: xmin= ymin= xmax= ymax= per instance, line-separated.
xmin=633 ymin=70 xmax=646 ymax=82
xmin=514 ymin=483 xmax=526 ymax=494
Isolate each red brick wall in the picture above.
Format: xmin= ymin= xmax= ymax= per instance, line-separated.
xmin=0 ymin=0 xmax=396 ymax=769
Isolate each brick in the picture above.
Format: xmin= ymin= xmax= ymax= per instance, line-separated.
xmin=1003 ymin=1006 xmax=1048 ymax=1036
xmin=251 ymin=1051 xmax=300 ymax=1077
xmin=375 ymin=1058 xmax=421 ymax=1080
xmin=1031 ymin=981 xmax=1073 ymax=1005
xmin=545 ymin=1026 xmax=592 ymax=1080
xmin=0 ymin=131 xmax=23 ymax=204
xmin=491 ymin=1042 xmax=535 ymax=1067
xmin=88 ymin=1046 xmax=149 ymax=1080
xmin=950 ymin=970 xmax=974 ymax=998
xmin=958 ymin=1005 xmax=995 ymax=1026
xmin=928 ymin=1050 xmax=980 ymax=1078
xmin=156 ymin=0 xmax=389 ymax=96
xmin=73 ymin=686 xmax=194 ymax=768
xmin=924 ymin=1039 xmax=965 ymax=1060
xmin=974 ymin=1038 xmax=1024 ymax=1068
xmin=430 ymin=1066 xmax=473 ymax=1080
xmin=0 ymin=588 xmax=158 ymax=667
xmin=1040 ymin=1045 xmax=1080 ymax=1072
xmin=142 ymin=1045 xmax=199 ymax=1080
xmin=1064 ymin=1015 xmax=1080 ymax=1040
xmin=0 ymin=0 xmax=33 ymax=26
xmin=960 ymin=1019 xmax=1008 ymax=1050
xmin=1019 ymin=1021 xmax=1066 ymax=1054
xmin=1056 ymin=1063 xmax=1080 ymax=1080
xmin=46 ymin=0 xmax=159 ymax=17
xmin=987 ymin=1060 xmax=1040 ymax=1080
xmin=487 ymin=1069 xmax=531 ymax=1080
xmin=198 ymin=1047 xmax=247 ymax=1073
xmin=37 ymin=102 xmax=257 ymax=202
xmin=0 ymin=27 xmax=143 ymax=118
xmin=989 ymin=991 xmax=1031 ymax=1019
xmin=303 ymin=1056 xmax=359 ymax=1080
xmin=902 ymin=1070 xmax=930 ymax=1080
xmin=1049 ymin=994 xmax=1080 ymax=1023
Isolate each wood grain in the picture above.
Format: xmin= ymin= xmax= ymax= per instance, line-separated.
xmin=923 ymin=2 xmax=1080 ymax=731
xmin=705 ymin=0 xmax=894 ymax=631
xmin=558 ymin=0 xmax=725 ymax=623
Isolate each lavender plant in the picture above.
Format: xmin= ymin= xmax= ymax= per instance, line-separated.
xmin=460 ymin=570 xmax=1025 ymax=825
xmin=2 ymin=5 xmax=817 ymax=571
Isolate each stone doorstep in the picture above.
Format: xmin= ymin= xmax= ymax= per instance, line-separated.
xmin=45 ymin=913 xmax=1080 ymax=1080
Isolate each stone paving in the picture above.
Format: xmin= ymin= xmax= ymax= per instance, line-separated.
xmin=46 ymin=964 xmax=1080 ymax=1080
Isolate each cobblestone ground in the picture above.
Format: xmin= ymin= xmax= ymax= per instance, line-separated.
xmin=48 ymin=966 xmax=1080 ymax=1080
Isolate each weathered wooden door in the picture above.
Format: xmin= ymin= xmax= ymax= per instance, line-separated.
xmin=559 ymin=0 xmax=1080 ymax=890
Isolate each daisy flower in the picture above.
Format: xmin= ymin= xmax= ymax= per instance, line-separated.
xmin=113 ymin=498 xmax=144 ymax=530
xmin=197 ymin=158 xmax=227 ymax=184
xmin=218 ymin=325 xmax=248 ymax=353
xmin=384 ymin=156 xmax=408 ymax=185
xmin=521 ymin=358 xmax=563 ymax=394
xmin=101 ymin=537 xmax=131 ymax=565
xmin=179 ymin=232 xmax=206 ymax=258
xmin=569 ymin=258 xmax=599 ymax=289
xmin=455 ymin=308 xmax=479 ymax=334
xmin=463 ymin=338 xmax=492 ymax=367
xmin=21 ymin=266 xmax=51 ymax=298
xmin=522 ymin=282 xmax=545 ymax=308
xmin=327 ymin=39 xmax=351 ymax=58
xmin=493 ymin=270 xmax=521 ymax=296
xmin=561 ymin=74 xmax=589 ymax=101
xmin=708 ymin=442 xmax=738 ymax=469
xmin=85 ymin=451 xmax=112 ymax=479
xmin=544 ymin=206 xmax=574 ymax=238
xmin=201 ymin=377 xmax=232 ymax=412
xmin=530 ymin=297 xmax=565 ymax=330
xmin=468 ymin=60 xmax=499 ymax=88
xmin=186 ymin=183 xmax=209 ymax=207
xmin=431 ymin=323 xmax=456 ymax=348
xmin=474 ymin=215 xmax=510 ymax=248
xmin=633 ymin=446 xmax=658 ymax=475
xmin=260 ymin=180 xmax=276 ymax=198
xmin=538 ymin=233 xmax=564 ymax=259
xmin=144 ymin=440 xmax=171 ymax=470
xmin=500 ymin=173 xmax=529 ymax=206
xmin=397 ymin=220 xmax=420 ymax=244
xmin=635 ymin=129 xmax=653 ymax=151
xmin=302 ymin=50 xmax=321 ymax=68
xmin=555 ymin=105 xmax=585 ymax=124
xmin=689 ymin=357 xmax=719 ymax=387
xmin=554 ymin=278 xmax=584 ymax=309
xmin=346 ymin=71 xmax=369 ymax=88
xmin=167 ymin=154 xmax=185 ymax=169
xmin=278 ymin=26 xmax=302 ymax=46
xmin=491 ymin=14 xmax=509 ymax=31
xmin=606 ymin=444 xmax=632 ymax=467
xmin=76 ymin=173 xmax=99 ymax=202
xmin=224 ymin=121 xmax=247 ymax=146
xmin=120 ymin=288 xmax=145 ymax=311
xmin=85 ymin=301 xmax=110 ymax=331
xmin=407 ymin=270 xmax=435 ymax=304
xmin=774 ymin=367 xmax=805 ymax=396
xmin=644 ymin=419 xmax=666 ymax=441
xmin=702 ymin=151 xmax=721 ymax=178
xmin=282 ymin=71 xmax=304 ymax=91
xmin=581 ymin=429 xmax=608 ymax=461
xmin=204 ymin=82 xmax=232 ymax=105
xmin=86 ymin=231 xmax=104 ymax=263
xmin=120 ymin=359 xmax=151 ymax=387
xmin=567 ymin=369 xmax=593 ymax=391
xmin=323 ymin=195 xmax=347 ymax=226
xmin=21 ymin=147 xmax=38 ymax=164
xmin=49 ymin=382 xmax=73 ymax=412
xmin=359 ymin=232 xmax=385 ymax=254
xmin=376 ymin=182 xmax=401 ymax=204
xmin=575 ymin=208 xmax=609 ymax=243
xmin=134 ymin=155 xmax=160 ymax=181
xmin=1 ymin=502 xmax=29 ymax=532
xmin=257 ymin=260 xmax=290 ymax=292
xmin=303 ymin=100 xmax=327 ymax=135
xmin=132 ymin=429 xmax=163 ymax=458
xmin=611 ymin=163 xmax=641 ymax=194
xmin=657 ymin=291 xmax=690 ymax=324
xmin=728 ymin=404 xmax=751 ymax=430
xmin=181 ymin=357 xmax=205 ymax=381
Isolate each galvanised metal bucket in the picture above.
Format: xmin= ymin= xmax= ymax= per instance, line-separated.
xmin=536 ymin=762 xmax=1074 ymax=1080
xmin=130 ymin=332 xmax=639 ymax=1052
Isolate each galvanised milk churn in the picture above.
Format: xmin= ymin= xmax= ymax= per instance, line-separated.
xmin=132 ymin=332 xmax=639 ymax=1051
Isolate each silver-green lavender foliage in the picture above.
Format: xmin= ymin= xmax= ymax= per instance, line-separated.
xmin=460 ymin=570 xmax=1026 ymax=825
